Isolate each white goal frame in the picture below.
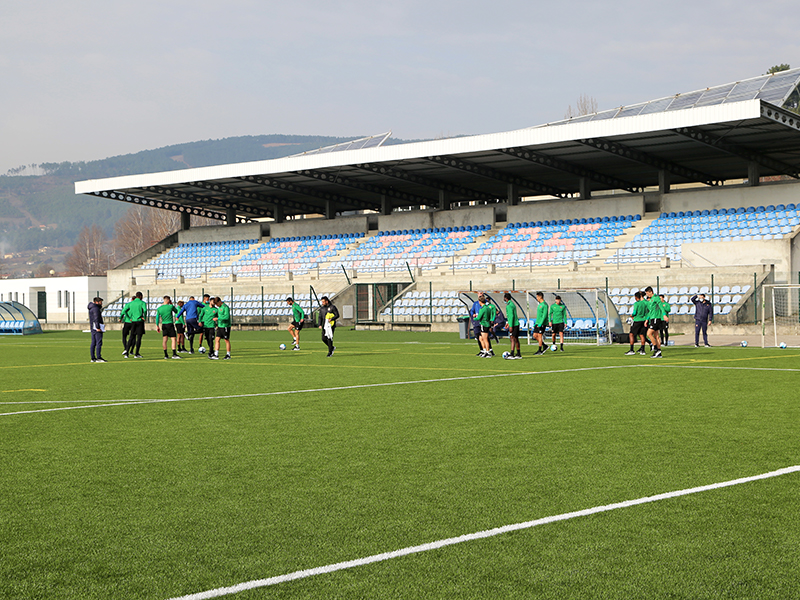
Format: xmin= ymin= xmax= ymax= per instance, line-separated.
xmin=761 ymin=284 xmax=800 ymax=348
xmin=525 ymin=288 xmax=613 ymax=346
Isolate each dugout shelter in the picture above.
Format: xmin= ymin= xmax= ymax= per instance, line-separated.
xmin=0 ymin=302 xmax=43 ymax=335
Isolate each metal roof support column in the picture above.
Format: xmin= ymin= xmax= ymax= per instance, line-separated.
xmin=659 ymin=170 xmax=671 ymax=194
xmin=381 ymin=194 xmax=392 ymax=215
xmin=226 ymin=207 xmax=236 ymax=227
xmin=273 ymin=204 xmax=284 ymax=223
xmin=507 ymin=183 xmax=519 ymax=206
xmin=325 ymin=200 xmax=335 ymax=220
xmin=748 ymin=162 xmax=761 ymax=186
xmin=438 ymin=190 xmax=450 ymax=210
xmin=181 ymin=212 xmax=191 ymax=231
xmin=579 ymin=177 xmax=591 ymax=200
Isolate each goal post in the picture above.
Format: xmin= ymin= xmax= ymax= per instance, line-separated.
xmin=524 ymin=288 xmax=621 ymax=345
xmin=761 ymin=284 xmax=800 ymax=348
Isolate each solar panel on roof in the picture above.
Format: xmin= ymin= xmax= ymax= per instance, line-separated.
xmin=538 ymin=68 xmax=800 ymax=128
xmin=292 ymin=131 xmax=391 ymax=157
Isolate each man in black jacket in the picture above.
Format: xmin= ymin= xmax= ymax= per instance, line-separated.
xmin=88 ymin=297 xmax=106 ymax=363
xmin=319 ymin=296 xmax=339 ymax=357
xmin=691 ymin=293 xmax=713 ymax=347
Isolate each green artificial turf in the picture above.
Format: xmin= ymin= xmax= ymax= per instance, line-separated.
xmin=1 ymin=330 xmax=798 ymax=599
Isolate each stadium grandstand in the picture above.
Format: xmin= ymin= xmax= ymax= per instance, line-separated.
xmin=75 ymin=69 xmax=800 ymax=335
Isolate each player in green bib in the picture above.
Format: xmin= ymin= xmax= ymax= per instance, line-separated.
xmin=120 ymin=301 xmax=133 ymax=356
xmin=200 ymin=297 xmax=218 ymax=358
xmin=625 ymin=291 xmax=649 ymax=355
xmin=549 ymin=295 xmax=567 ymax=352
xmin=156 ymin=296 xmax=181 ymax=359
xmin=175 ymin=300 xmax=187 ymax=353
xmin=644 ymin=286 xmax=663 ymax=358
xmin=211 ymin=296 xmax=232 ymax=360
xmin=504 ymin=293 xmax=521 ymax=359
xmin=533 ymin=292 xmax=549 ymax=355
xmin=286 ymin=297 xmax=305 ymax=350
xmin=659 ymin=294 xmax=671 ymax=346
xmin=475 ymin=295 xmax=493 ymax=358
xmin=197 ymin=294 xmax=212 ymax=353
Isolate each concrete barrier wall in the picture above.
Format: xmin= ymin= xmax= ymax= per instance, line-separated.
xmin=682 ymin=239 xmax=792 ymax=275
xmin=178 ymin=223 xmax=262 ymax=243
xmin=432 ymin=206 xmax=496 ymax=229
xmin=269 ymin=215 xmax=369 ymax=238
xmin=507 ymin=195 xmax=645 ymax=223
xmin=661 ymin=181 xmax=800 ymax=214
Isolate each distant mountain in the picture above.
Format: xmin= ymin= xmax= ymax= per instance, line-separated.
xmin=0 ymin=133 xmax=418 ymax=255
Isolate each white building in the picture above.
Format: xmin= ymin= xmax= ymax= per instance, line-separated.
xmin=0 ymin=276 xmax=107 ymax=324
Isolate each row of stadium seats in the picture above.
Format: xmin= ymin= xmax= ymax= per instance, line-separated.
xmin=618 ymin=304 xmax=733 ymax=316
xmin=224 ymin=235 xmax=358 ymax=278
xmin=137 ymin=203 xmax=799 ymax=279
xmin=612 ymin=294 xmax=742 ymax=306
xmin=323 ymin=227 xmax=486 ymax=274
xmin=455 ymin=218 xmax=636 ymax=269
xmin=607 ymin=205 xmax=800 ymax=264
xmin=144 ymin=239 xmax=261 ymax=280
xmin=609 ymin=285 xmax=751 ymax=296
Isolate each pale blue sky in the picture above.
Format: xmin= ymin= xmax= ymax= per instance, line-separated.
xmin=2 ymin=0 xmax=798 ymax=173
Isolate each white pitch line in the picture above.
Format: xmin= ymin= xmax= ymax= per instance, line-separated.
xmin=0 ymin=365 xmax=638 ymax=417
xmin=166 ymin=465 xmax=800 ymax=600
xmin=5 ymin=362 xmax=800 ymax=417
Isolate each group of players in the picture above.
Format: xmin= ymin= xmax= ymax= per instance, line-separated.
xmin=116 ymin=292 xmax=233 ymax=360
xmin=624 ymin=286 xmax=671 ymax=358
xmin=88 ymin=291 xmax=340 ymax=362
xmin=471 ymin=291 xmax=568 ymax=359
xmin=471 ymin=286 xmax=674 ymax=359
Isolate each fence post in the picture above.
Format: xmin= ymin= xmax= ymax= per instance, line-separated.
xmin=429 ymin=281 xmax=433 ymax=323
xmin=710 ymin=274 xmax=714 ymax=307
xmin=261 ymin=286 xmax=264 ymax=326
xmin=754 ymin=272 xmax=758 ymax=324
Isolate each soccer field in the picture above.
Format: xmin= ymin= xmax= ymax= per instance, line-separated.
xmin=1 ymin=330 xmax=799 ymax=599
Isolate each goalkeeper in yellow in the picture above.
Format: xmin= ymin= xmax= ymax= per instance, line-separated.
xmin=319 ymin=296 xmax=339 ymax=357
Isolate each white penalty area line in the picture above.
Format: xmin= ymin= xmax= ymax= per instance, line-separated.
xmin=167 ymin=465 xmax=800 ymax=600
xmin=0 ymin=365 xmax=637 ymax=417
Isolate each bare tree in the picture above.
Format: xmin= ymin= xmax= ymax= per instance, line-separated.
xmin=565 ymin=94 xmax=599 ymax=119
xmin=112 ymin=205 xmax=217 ymax=265
xmin=65 ymin=225 xmax=108 ymax=276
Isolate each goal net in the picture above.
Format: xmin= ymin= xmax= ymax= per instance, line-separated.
xmin=761 ymin=284 xmax=800 ymax=348
xmin=525 ymin=289 xmax=619 ymax=345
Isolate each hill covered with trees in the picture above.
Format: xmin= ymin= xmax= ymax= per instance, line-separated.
xmin=0 ymin=133 xmax=413 ymax=256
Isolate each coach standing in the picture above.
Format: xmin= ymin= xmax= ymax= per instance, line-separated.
xmin=691 ymin=293 xmax=713 ymax=347
xmin=88 ymin=297 xmax=106 ymax=363
xmin=319 ymin=296 xmax=339 ymax=357
xmin=122 ymin=291 xmax=147 ymax=358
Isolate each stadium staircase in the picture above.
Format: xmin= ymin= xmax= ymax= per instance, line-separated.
xmin=594 ymin=213 xmax=660 ymax=264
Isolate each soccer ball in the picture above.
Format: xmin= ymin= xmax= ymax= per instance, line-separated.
xmin=502 ymin=351 xmax=510 ymax=359
xmin=279 ymin=343 xmax=286 ymax=350
xmin=550 ymin=344 xmax=558 ymax=352
xmin=198 ymin=346 xmax=206 ymax=354
xmin=779 ymin=342 xmax=787 ymax=349
xmin=741 ymin=340 xmax=748 ymax=347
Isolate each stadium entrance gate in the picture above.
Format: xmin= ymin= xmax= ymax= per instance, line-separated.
xmin=356 ymin=282 xmax=409 ymax=323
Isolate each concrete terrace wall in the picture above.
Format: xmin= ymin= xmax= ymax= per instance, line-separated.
xmin=178 ymin=223 xmax=262 ymax=244
xmin=681 ymin=239 xmax=793 ymax=276
xmin=507 ymin=195 xmax=645 ymax=223
xmin=267 ymin=215 xmax=369 ymax=238
xmin=377 ymin=206 xmax=496 ymax=231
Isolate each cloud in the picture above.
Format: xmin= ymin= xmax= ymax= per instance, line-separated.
xmin=2 ymin=0 xmax=800 ymax=172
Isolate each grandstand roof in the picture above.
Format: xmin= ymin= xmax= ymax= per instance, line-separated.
xmin=75 ymin=69 xmax=800 ymax=223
